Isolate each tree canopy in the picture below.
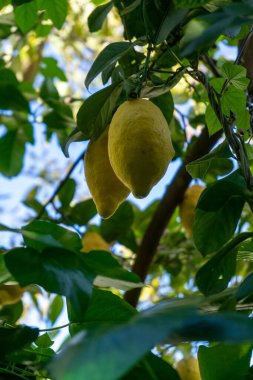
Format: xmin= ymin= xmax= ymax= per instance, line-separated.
xmin=1 ymin=0 xmax=253 ymax=379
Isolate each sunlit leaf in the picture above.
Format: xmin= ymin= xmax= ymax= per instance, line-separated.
xmin=40 ymin=0 xmax=67 ymax=29
xmin=221 ymin=62 xmax=249 ymax=90
xmin=205 ymin=104 xmax=222 ymax=136
xmin=14 ymin=0 xmax=37 ymax=33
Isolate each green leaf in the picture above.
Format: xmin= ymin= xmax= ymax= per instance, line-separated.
xmin=196 ymin=249 xmax=237 ymax=296
xmin=85 ymin=42 xmax=132 ymax=88
xmin=40 ymin=57 xmax=67 ymax=81
xmin=4 ymin=247 xmax=95 ymax=320
xmin=118 ymin=228 xmax=138 ymax=252
xmin=235 ymin=272 xmax=253 ymax=301
xmin=122 ymin=353 xmax=180 ymax=380
xmin=0 ymin=254 xmax=12 ymax=284
xmin=35 ymin=23 xmax=52 ymax=37
xmin=142 ymin=1 xmax=188 ymax=45
xmin=44 ymin=111 xmax=75 ymax=136
xmin=68 ymin=288 xmax=136 ymax=334
xmin=115 ymin=0 xmax=145 ymax=40
xmin=84 ymin=289 xmax=136 ymax=323
xmin=88 ymin=1 xmax=113 ymax=32
xmin=174 ymin=0 xmax=209 ymax=7
xmin=196 ymin=232 xmax=253 ymax=295
xmin=12 ymin=0 xmax=34 ymax=5
xmin=62 ymin=127 xmax=86 ymax=158
xmin=48 ymin=300 xmax=253 ymax=380
xmin=193 ymin=171 xmax=246 ymax=256
xmin=48 ymin=295 xmax=64 ymax=325
xmin=181 ymin=13 xmax=233 ymax=56
xmin=0 ymin=68 xmax=18 ymax=86
xmin=35 ymin=333 xmax=54 ymax=348
xmin=101 ymin=202 xmax=134 ymax=243
xmin=21 ymin=220 xmax=82 ymax=253
xmin=186 ymin=140 xmax=232 ymax=180
xmin=205 ymin=104 xmax=222 ymax=136
xmin=41 ymin=0 xmax=67 ymax=29
xmin=0 ymin=325 xmax=39 ymax=357
xmin=83 ymin=251 xmax=141 ymax=290
xmin=58 ymin=178 xmax=76 ymax=208
xmin=67 ymin=288 xmax=135 ymax=335
xmin=151 ymin=92 xmax=174 ymax=124
xmin=0 ymin=129 xmax=26 ymax=177
xmin=40 ymin=77 xmax=59 ymax=103
xmin=198 ymin=343 xmax=252 ymax=380
xmin=14 ymin=0 xmax=37 ymax=33
xmin=155 ymin=7 xmax=188 ymax=45
xmin=77 ymin=81 xmax=123 ymax=140
xmin=221 ymin=62 xmax=249 ymax=90
xmin=66 ymin=199 xmax=97 ymax=226
xmin=140 ymin=68 xmax=187 ymax=98
xmin=237 ymin=239 xmax=253 ymax=261
xmin=0 ymin=83 xmax=29 ymax=112
xmin=221 ymin=85 xmax=247 ymax=116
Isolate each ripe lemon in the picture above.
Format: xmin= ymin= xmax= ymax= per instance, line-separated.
xmin=108 ymin=99 xmax=175 ymax=198
xmin=179 ymin=185 xmax=205 ymax=236
xmin=81 ymin=231 xmax=110 ymax=253
xmin=176 ymin=357 xmax=201 ymax=380
xmin=85 ymin=127 xmax=130 ymax=219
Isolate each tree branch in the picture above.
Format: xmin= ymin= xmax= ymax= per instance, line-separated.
xmin=124 ymin=127 xmax=222 ymax=307
xmin=201 ymin=54 xmax=221 ymax=78
xmin=36 ymin=149 xmax=86 ymax=220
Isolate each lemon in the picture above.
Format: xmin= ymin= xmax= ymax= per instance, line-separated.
xmin=176 ymin=357 xmax=201 ymax=380
xmin=85 ymin=127 xmax=130 ymax=219
xmin=81 ymin=231 xmax=110 ymax=253
xmin=0 ymin=284 xmax=25 ymax=306
xmin=179 ymin=185 xmax=205 ymax=236
xmin=108 ymin=99 xmax=175 ymax=198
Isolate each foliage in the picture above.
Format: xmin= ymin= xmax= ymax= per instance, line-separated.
xmin=1 ymin=0 xmax=253 ymax=379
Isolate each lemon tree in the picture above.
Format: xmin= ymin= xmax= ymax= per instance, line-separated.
xmin=1 ymin=1 xmax=253 ymax=379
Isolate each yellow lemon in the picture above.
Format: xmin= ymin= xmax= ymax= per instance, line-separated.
xmin=0 ymin=284 xmax=26 ymax=306
xmin=85 ymin=127 xmax=130 ymax=219
xmin=108 ymin=99 xmax=175 ymax=198
xmin=179 ymin=185 xmax=205 ymax=236
xmin=81 ymin=231 xmax=110 ymax=253
xmin=176 ymin=357 xmax=201 ymax=380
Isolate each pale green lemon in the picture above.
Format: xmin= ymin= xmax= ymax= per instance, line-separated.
xmin=176 ymin=357 xmax=201 ymax=380
xmin=108 ymin=99 xmax=175 ymax=198
xmin=85 ymin=127 xmax=130 ymax=219
xmin=179 ymin=185 xmax=205 ymax=236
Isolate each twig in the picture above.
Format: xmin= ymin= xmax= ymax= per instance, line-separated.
xmin=36 ymin=149 xmax=86 ymax=220
xmin=51 ymin=202 xmax=82 ymax=235
xmin=192 ymin=69 xmax=253 ymax=190
xmin=201 ymin=54 xmax=221 ymax=77
xmin=39 ymin=322 xmax=71 ymax=332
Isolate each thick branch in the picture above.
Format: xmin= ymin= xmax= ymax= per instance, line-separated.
xmin=124 ymin=127 xmax=222 ymax=307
